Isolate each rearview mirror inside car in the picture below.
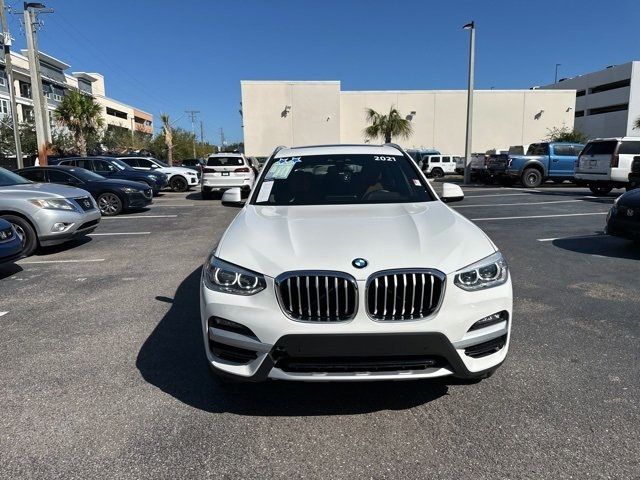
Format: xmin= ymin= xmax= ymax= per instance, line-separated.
xmin=441 ymin=183 xmax=464 ymax=203
xmin=221 ymin=187 xmax=244 ymax=206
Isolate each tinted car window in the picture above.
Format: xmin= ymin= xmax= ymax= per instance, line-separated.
xmin=75 ymin=159 xmax=93 ymax=170
xmin=442 ymin=156 xmax=451 ymax=163
xmin=0 ymin=167 xmax=31 ymax=186
xmin=207 ymin=157 xmax=244 ymax=166
xmin=554 ymin=145 xmax=577 ymax=156
xmin=121 ymin=158 xmax=138 ymax=168
xmin=137 ymin=159 xmax=154 ymax=168
xmin=48 ymin=170 xmax=75 ymax=184
xmin=582 ymin=141 xmax=618 ymax=156
xmin=618 ymin=141 xmax=640 ymax=155
xmin=527 ymin=144 xmax=550 ymax=156
xmin=254 ymin=154 xmax=433 ymax=206
xmin=94 ymin=160 xmax=118 ymax=173
xmin=430 ymin=157 xmax=441 ymax=163
xmin=19 ymin=169 xmax=46 ymax=182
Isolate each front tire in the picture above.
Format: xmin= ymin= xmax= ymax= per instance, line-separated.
xmin=170 ymin=176 xmax=188 ymax=192
xmin=589 ymin=184 xmax=613 ymax=196
xmin=1 ymin=214 xmax=37 ymax=256
xmin=521 ymin=168 xmax=542 ymax=188
xmin=431 ymin=168 xmax=444 ymax=179
xmin=97 ymin=192 xmax=123 ymax=216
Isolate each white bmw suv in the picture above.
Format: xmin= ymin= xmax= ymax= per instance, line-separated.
xmin=201 ymin=153 xmax=255 ymax=199
xmin=117 ymin=156 xmax=200 ymax=192
xmin=200 ymin=144 xmax=512 ymax=382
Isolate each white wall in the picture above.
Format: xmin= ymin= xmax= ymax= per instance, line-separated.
xmin=241 ymin=81 xmax=576 ymax=157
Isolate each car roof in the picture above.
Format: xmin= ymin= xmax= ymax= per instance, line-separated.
xmin=275 ymin=144 xmax=403 ymax=158
xmin=587 ymin=137 xmax=640 ymax=142
xmin=208 ymin=153 xmax=243 ymax=158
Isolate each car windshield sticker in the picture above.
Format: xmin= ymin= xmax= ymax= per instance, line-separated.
xmin=256 ymin=180 xmax=274 ymax=203
xmin=265 ymin=157 xmax=301 ymax=180
xmin=413 ymin=179 xmax=421 ymax=186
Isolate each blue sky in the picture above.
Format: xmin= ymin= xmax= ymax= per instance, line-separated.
xmin=6 ymin=0 xmax=639 ymax=143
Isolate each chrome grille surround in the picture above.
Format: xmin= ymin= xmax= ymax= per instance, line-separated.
xmin=365 ymin=269 xmax=446 ymax=321
xmin=275 ymin=271 xmax=358 ymax=322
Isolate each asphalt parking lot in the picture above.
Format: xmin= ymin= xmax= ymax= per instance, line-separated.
xmin=1 ymin=183 xmax=638 ymax=479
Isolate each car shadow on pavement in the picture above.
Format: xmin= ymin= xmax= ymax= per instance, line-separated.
xmin=136 ymin=268 xmax=449 ymax=416
xmin=36 ymin=236 xmax=92 ymax=255
xmin=552 ymin=235 xmax=640 ymax=260
xmin=0 ymin=262 xmax=22 ymax=279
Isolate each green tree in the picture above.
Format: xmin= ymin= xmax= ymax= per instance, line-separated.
xmin=545 ymin=126 xmax=588 ymax=143
xmin=364 ymin=106 xmax=413 ymax=143
xmin=54 ymin=90 xmax=104 ymax=156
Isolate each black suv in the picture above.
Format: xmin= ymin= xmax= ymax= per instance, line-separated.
xmin=49 ymin=156 xmax=168 ymax=195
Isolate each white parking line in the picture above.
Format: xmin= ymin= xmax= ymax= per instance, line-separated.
xmin=453 ymin=199 xmax=583 ymax=209
xmin=102 ymin=215 xmax=178 ymax=219
xmin=151 ymin=204 xmax=197 ymax=207
xmin=464 ymin=193 xmax=535 ymax=198
xmin=472 ymin=212 xmax=608 ymax=221
xmin=19 ymin=258 xmax=106 ymax=264
xmin=0 ymin=311 xmax=7 ymax=317
xmin=89 ymin=232 xmax=151 ymax=236
xmin=538 ymin=233 xmax=605 ymax=242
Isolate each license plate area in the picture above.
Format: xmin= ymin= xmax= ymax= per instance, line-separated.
xmin=221 ymin=172 xmax=230 ymax=176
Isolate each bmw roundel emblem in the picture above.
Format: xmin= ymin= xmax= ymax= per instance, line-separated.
xmin=352 ymin=258 xmax=368 ymax=269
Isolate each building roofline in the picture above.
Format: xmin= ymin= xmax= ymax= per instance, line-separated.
xmin=72 ymin=72 xmax=99 ymax=82
xmin=241 ymin=80 xmax=340 ymax=85
xmin=340 ymin=89 xmax=576 ymax=94
xmin=19 ymin=50 xmax=71 ymax=70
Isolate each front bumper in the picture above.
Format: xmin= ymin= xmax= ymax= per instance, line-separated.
xmin=200 ymin=272 xmax=512 ymax=382
xmin=36 ymin=208 xmax=102 ymax=246
xmin=606 ymin=206 xmax=640 ymax=241
xmin=201 ymin=174 xmax=254 ymax=191
xmin=0 ymin=237 xmax=23 ymax=264
xmin=124 ymin=191 xmax=153 ymax=209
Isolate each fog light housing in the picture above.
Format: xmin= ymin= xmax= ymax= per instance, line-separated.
xmin=51 ymin=222 xmax=71 ymax=232
xmin=469 ymin=311 xmax=508 ymax=331
xmin=208 ymin=316 xmax=257 ymax=339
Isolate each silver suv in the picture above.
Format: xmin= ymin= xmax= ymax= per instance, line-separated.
xmin=0 ymin=168 xmax=101 ymax=256
xmin=201 ymin=153 xmax=255 ymax=199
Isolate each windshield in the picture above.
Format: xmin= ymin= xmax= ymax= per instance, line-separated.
xmin=0 ymin=167 xmax=31 ymax=186
xmin=110 ymin=158 xmax=132 ymax=171
xmin=69 ymin=169 xmax=105 ymax=181
xmin=154 ymin=159 xmax=169 ymax=167
xmin=207 ymin=157 xmax=244 ymax=167
xmin=252 ymin=154 xmax=434 ymax=206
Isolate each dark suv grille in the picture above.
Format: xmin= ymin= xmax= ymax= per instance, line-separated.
xmin=276 ymin=272 xmax=357 ymax=322
xmin=74 ymin=196 xmax=94 ymax=211
xmin=366 ymin=270 xmax=445 ymax=321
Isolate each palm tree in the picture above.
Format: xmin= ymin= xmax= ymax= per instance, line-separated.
xmin=364 ymin=106 xmax=413 ymax=143
xmin=634 ymin=116 xmax=640 ymax=130
xmin=54 ymin=90 xmax=104 ymax=156
xmin=161 ymin=113 xmax=173 ymax=165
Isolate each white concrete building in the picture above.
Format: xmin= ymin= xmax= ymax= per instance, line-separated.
xmin=540 ymin=61 xmax=640 ymax=139
xmin=241 ymin=80 xmax=576 ymax=157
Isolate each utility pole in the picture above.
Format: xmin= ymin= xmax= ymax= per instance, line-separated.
xmin=219 ymin=127 xmax=225 ymax=152
xmin=185 ymin=110 xmax=199 ymax=158
xmin=199 ymin=120 xmax=204 ymax=151
xmin=23 ymin=2 xmax=53 ymax=165
xmin=462 ymin=21 xmax=475 ymax=185
xmin=0 ymin=0 xmax=22 ymax=168
xmin=554 ymin=63 xmax=561 ymax=84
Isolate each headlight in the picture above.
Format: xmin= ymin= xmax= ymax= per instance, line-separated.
xmin=146 ymin=174 xmax=158 ymax=180
xmin=454 ymin=251 xmax=508 ymax=291
xmin=28 ymin=198 xmax=76 ymax=211
xmin=203 ymin=256 xmax=266 ymax=295
xmin=121 ymin=187 xmax=139 ymax=194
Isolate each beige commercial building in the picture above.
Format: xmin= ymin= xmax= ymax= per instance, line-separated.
xmin=241 ymin=81 xmax=576 ymax=157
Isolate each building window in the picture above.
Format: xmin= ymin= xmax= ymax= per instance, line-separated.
xmin=19 ymin=82 xmax=32 ymax=99
xmin=588 ymin=79 xmax=631 ymax=95
xmin=587 ymin=103 xmax=628 ymax=116
xmin=575 ymin=110 xmax=584 ymax=117
xmin=576 ymin=90 xmax=585 ymax=97
xmin=0 ymin=99 xmax=9 ymax=116
xmin=22 ymin=106 xmax=34 ymax=122
xmin=106 ymin=106 xmax=128 ymax=119
xmin=0 ymin=74 xmax=5 ymax=87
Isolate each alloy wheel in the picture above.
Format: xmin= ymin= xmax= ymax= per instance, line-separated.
xmin=98 ymin=193 xmax=121 ymax=216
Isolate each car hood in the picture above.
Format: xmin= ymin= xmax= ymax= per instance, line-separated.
xmin=158 ymin=166 xmax=196 ymax=175
xmin=618 ymin=188 xmax=640 ymax=206
xmin=216 ymin=202 xmax=497 ymax=280
xmin=0 ymin=182 xmax=91 ymax=199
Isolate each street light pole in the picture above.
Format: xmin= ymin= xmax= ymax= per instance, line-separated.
xmin=554 ymin=63 xmax=561 ymax=83
xmin=463 ymin=21 xmax=475 ymax=185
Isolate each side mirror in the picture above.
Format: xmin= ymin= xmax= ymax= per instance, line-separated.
xmin=221 ymin=187 xmax=244 ymax=206
xmin=150 ymin=164 xmax=160 ymax=169
xmin=441 ymin=183 xmax=464 ymax=203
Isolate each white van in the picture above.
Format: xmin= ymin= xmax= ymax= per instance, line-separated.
xmin=575 ymin=137 xmax=640 ymax=195
xmin=422 ymin=155 xmax=458 ymax=178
